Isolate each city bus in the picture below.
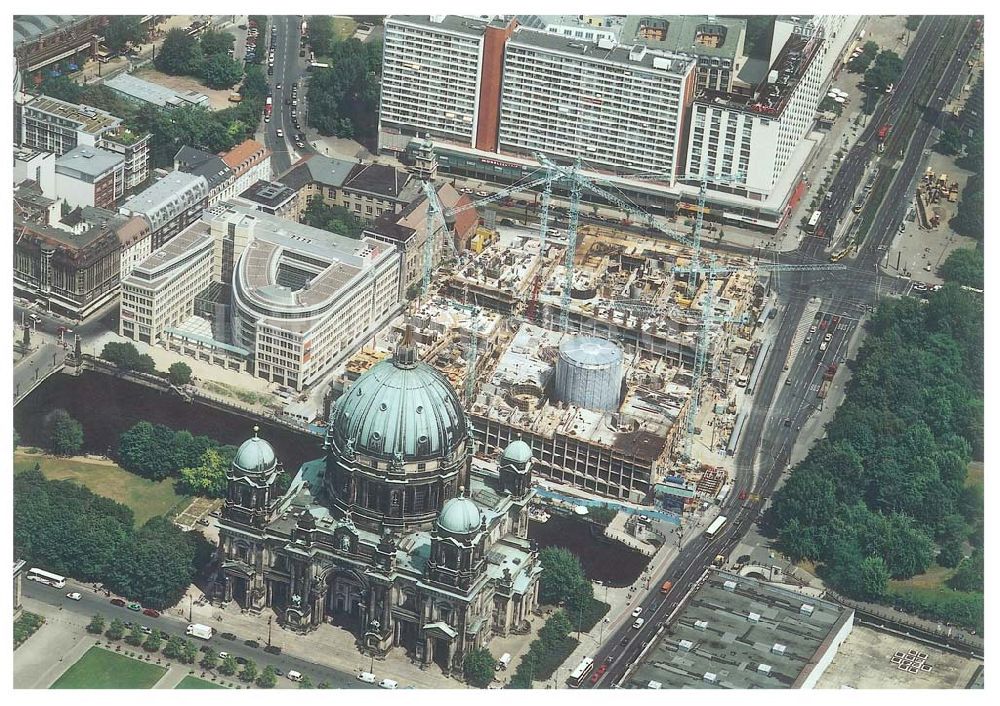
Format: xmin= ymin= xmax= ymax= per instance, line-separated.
xmin=705 ymin=515 xmax=728 ymax=539
xmin=27 ymin=567 xmax=67 ymax=588
xmin=806 ymin=210 xmax=822 ymax=234
xmin=567 ymin=656 xmax=595 ymax=688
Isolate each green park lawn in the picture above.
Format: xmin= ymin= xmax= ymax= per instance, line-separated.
xmin=50 ymin=647 xmax=167 ymax=689
xmin=332 ymin=17 xmax=358 ymax=40
xmin=176 ymin=675 xmax=229 ymax=689
xmin=14 ymin=452 xmax=189 ymax=525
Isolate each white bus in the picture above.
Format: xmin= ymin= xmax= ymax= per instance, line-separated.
xmin=567 ymin=656 xmax=595 ymax=688
xmin=27 ymin=567 xmax=67 ymax=588
xmin=705 ymin=515 xmax=728 ymax=539
xmin=806 ymin=210 xmax=822 ymax=234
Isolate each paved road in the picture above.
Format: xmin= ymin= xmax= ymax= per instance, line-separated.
xmin=264 ymin=16 xmax=311 ymax=175
xmin=22 ymin=580 xmax=372 ymax=689
xmin=588 ymin=16 xmax=977 ymax=689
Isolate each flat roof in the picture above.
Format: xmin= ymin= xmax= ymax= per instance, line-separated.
xmin=238 ymin=180 xmax=297 ymax=208
xmin=508 ymin=27 xmax=695 ymax=75
xmin=626 ymin=569 xmax=852 ymax=689
xmin=13 ymin=15 xmax=86 ymax=45
xmin=130 ymin=221 xmax=214 ymax=284
xmin=106 ymin=73 xmax=209 ymax=108
xmin=621 ymin=15 xmax=747 ymax=61
xmin=55 ymin=145 xmax=124 ymax=178
xmin=343 ymin=162 xmax=416 ymax=201
xmin=388 ymin=15 xmax=499 ymax=38
xmin=23 ymin=95 xmax=121 ymax=134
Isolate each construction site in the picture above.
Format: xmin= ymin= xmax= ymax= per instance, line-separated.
xmin=333 ymin=154 xmax=837 ymax=507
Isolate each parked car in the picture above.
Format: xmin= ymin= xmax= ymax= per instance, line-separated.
xmin=236 ymin=656 xmax=249 ymax=665
xmin=378 ymin=679 xmax=398 ymax=689
xmin=218 ymin=651 xmax=230 ymax=660
xmin=67 ymin=592 xmax=82 ymax=601
xmin=264 ymin=645 xmax=282 ymax=655
xmin=142 ymin=608 xmax=160 ymax=618
xmin=244 ymin=639 xmax=260 ymax=648
xmin=357 ymin=671 xmax=377 ymax=684
xmin=220 ymin=632 xmax=238 ymax=641
xmin=127 ymin=601 xmax=141 ymax=611
xmin=287 ymin=670 xmax=303 ymax=682
xmin=140 ymin=625 xmax=152 ymax=635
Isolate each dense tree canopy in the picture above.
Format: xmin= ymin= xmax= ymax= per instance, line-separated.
xmin=168 ymin=361 xmax=193 ymax=386
xmin=117 ymin=421 xmax=217 ymax=482
xmin=951 ymin=173 xmax=983 ymax=240
xmin=103 ymin=16 xmax=145 ymax=53
xmin=307 ymin=16 xmax=336 ymax=57
xmin=302 ymin=197 xmax=364 ymax=237
xmin=939 ymin=248 xmax=983 ymax=289
xmin=463 ymin=648 xmax=495 ymax=688
xmin=538 ymin=547 xmax=593 ymax=613
xmin=768 ymin=285 xmax=983 ymax=627
xmin=864 ymin=50 xmax=904 ymax=93
xmin=14 ymin=471 xmax=211 ymax=608
xmin=306 ymin=39 xmax=382 ymax=140
xmin=848 ymin=41 xmax=879 ymax=73
xmin=155 ymin=28 xmax=203 ymax=76
xmin=200 ymin=53 xmax=243 ymax=89
xmin=100 ymin=341 xmax=156 ymax=374
xmin=177 ymin=445 xmax=238 ymax=498
xmin=199 ymin=29 xmax=235 ymax=57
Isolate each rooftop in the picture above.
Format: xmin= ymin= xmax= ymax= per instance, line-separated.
xmin=119 ymin=171 xmax=209 ymax=230
xmin=238 ymin=180 xmax=297 ymax=209
xmin=223 ymin=139 xmax=268 ymax=170
xmin=13 ymin=15 xmax=87 ymax=45
xmin=388 ymin=15 xmax=502 ymax=38
xmin=626 ymin=569 xmax=853 ymax=689
xmin=620 ymin=15 xmax=747 ymax=61
xmin=343 ymin=162 xmax=417 ymax=201
xmin=174 ymin=146 xmax=233 ymax=190
xmin=23 ymin=95 xmax=121 ymax=135
xmin=55 ymin=145 xmax=124 ymax=178
xmin=128 ymin=221 xmax=214 ymax=287
xmin=105 ymin=73 xmax=209 ymax=109
xmin=508 ymin=26 xmax=696 ymax=75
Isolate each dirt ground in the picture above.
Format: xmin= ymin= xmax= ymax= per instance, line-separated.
xmin=816 ymin=625 xmax=981 ymax=689
xmin=886 ymin=148 xmax=978 ymax=285
xmin=133 ymin=66 xmax=235 ymax=111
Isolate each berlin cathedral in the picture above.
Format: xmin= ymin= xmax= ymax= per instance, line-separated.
xmin=216 ymin=337 xmax=542 ymax=672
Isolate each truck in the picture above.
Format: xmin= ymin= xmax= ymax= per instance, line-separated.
xmin=186 ymin=623 xmax=214 ymax=640
xmin=817 ymin=363 xmax=837 ymax=399
xmin=660 ymin=580 xmax=673 ymax=594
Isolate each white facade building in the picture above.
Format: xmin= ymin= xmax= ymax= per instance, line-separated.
xmin=210 ymin=203 xmax=403 ymax=391
xmin=14 ymin=146 xmax=56 ymax=196
xmin=379 ymin=15 xmax=490 ymax=152
xmin=119 ymin=223 xmax=214 ymax=345
xmin=499 ymin=32 xmax=696 ymax=182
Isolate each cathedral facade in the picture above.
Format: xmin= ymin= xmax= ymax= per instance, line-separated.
xmin=216 ymin=339 xmax=542 ymax=673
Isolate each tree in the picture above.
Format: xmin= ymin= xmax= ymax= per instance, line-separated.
xmin=163 ymin=634 xmax=185 ymax=659
xmin=39 ymin=74 xmax=83 ymax=103
xmin=298 ymin=675 xmax=314 ymax=688
xmin=126 ymin=624 xmax=145 ymax=646
xmin=143 ymin=629 xmax=163 ymax=652
xmin=105 ymin=516 xmax=204 ymax=609
xmin=106 ymin=618 xmax=125 ymax=641
xmin=935 ymin=124 xmax=965 ymax=155
xmin=308 ymin=16 xmax=336 ymax=56
xmin=306 ymin=39 xmax=381 ymax=141
xmin=256 ymin=665 xmax=278 ymax=688
xmin=905 ymin=16 xmax=921 ymax=31
xmin=949 ymin=548 xmax=983 ymax=592
xmin=43 ymin=409 xmax=84 ymax=455
xmin=219 ymin=654 xmax=238 ymax=676
xmin=939 ymin=248 xmax=983 ymax=289
xmin=463 ymin=647 xmax=496 ymax=688
xmin=201 ymin=650 xmax=219 ymax=670
xmin=200 ymin=29 xmax=235 ymax=57
xmin=177 ymin=446 xmax=236 ymax=498
xmin=302 ymin=196 xmax=363 ymax=237
xmin=200 ymin=53 xmax=243 ymax=90
xmin=538 ymin=547 xmax=592 ymax=612
xmin=181 ymin=640 xmax=199 ymax=664
xmin=937 ymin=541 xmax=964 ymax=568
xmin=87 ymin=613 xmax=106 ymax=634
xmin=103 ymin=16 xmax=144 ymax=53
xmin=168 ymin=361 xmax=193 ymax=386
xmin=155 ymin=28 xmax=203 ymax=76
xmin=848 ymin=41 xmax=879 ymax=73
xmin=239 ymin=659 xmax=258 ymax=683
xmin=864 ymin=50 xmax=904 ymax=94
xmin=859 ymin=556 xmax=890 ymax=600
xmin=100 ymin=341 xmax=156 ymax=373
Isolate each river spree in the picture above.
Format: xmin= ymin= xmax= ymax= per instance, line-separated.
xmin=14 ymin=371 xmax=321 ymax=472
xmin=528 ymin=512 xmax=649 ymax=587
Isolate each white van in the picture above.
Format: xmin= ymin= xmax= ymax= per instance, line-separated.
xmin=378 ymin=679 xmax=398 ymax=689
xmin=633 ymin=618 xmax=646 ymax=629
xmin=357 ymin=671 xmax=376 ymax=684
xmin=287 ymin=671 xmax=302 ymax=682
xmin=496 ymin=653 xmax=512 ymax=671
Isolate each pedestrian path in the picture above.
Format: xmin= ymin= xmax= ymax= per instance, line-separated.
xmin=154 ymin=665 xmax=191 ymax=689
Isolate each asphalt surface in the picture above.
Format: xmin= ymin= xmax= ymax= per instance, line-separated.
xmin=23 ymin=580 xmax=372 ymax=689
xmin=588 ymin=16 xmax=977 ymax=689
xmin=262 ymin=16 xmax=311 ymax=175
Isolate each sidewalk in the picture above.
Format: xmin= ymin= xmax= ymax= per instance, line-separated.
xmin=14 ymin=598 xmax=96 ymax=688
xmin=178 ymin=586 xmax=464 ymax=689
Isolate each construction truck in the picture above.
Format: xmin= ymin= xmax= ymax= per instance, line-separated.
xmin=817 ymin=363 xmax=838 ymax=399
xmin=186 ymin=623 xmax=214 ymax=640
xmin=712 ymin=554 xmax=726 ymax=568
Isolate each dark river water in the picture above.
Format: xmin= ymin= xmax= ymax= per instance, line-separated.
xmin=528 ymin=512 xmax=648 ymax=587
xmin=13 ymin=371 xmax=322 ymax=472
xmin=17 ymin=371 xmax=649 ymax=586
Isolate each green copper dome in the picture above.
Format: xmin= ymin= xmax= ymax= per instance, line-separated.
xmin=502 ymin=439 xmax=532 ymax=465
xmin=437 ymin=496 xmax=482 ymax=534
xmin=233 ymin=428 xmax=276 ymax=474
xmin=330 ymin=345 xmax=468 ymax=462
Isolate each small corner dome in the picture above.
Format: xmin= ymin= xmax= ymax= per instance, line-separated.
xmin=502 ymin=438 xmax=532 ymax=465
xmin=233 ymin=429 xmax=276 ymax=473
xmin=438 ymin=497 xmax=482 ymax=534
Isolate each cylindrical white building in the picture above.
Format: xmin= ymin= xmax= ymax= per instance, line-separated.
xmin=553 ymin=336 xmax=624 ymax=412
